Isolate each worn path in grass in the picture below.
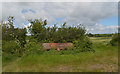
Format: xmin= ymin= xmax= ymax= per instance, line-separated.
xmin=2 ymin=37 xmax=118 ymax=72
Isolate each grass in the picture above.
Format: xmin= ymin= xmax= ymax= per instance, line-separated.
xmin=0 ymin=40 xmax=2 ymax=73
xmin=2 ymin=37 xmax=118 ymax=72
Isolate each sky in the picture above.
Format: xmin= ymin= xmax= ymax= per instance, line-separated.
xmin=0 ymin=0 xmax=119 ymax=34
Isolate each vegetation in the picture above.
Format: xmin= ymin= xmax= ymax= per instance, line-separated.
xmin=2 ymin=16 xmax=27 ymax=56
xmin=2 ymin=37 xmax=118 ymax=72
xmin=86 ymin=33 xmax=114 ymax=37
xmin=2 ymin=16 xmax=118 ymax=72
xmin=28 ymin=19 xmax=94 ymax=53
xmin=2 ymin=17 xmax=95 ymax=57
xmin=110 ymin=33 xmax=119 ymax=46
xmin=28 ymin=20 xmax=86 ymax=43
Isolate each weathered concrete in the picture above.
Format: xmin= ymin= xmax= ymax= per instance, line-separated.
xmin=41 ymin=43 xmax=73 ymax=51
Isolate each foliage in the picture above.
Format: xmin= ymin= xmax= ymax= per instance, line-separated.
xmin=2 ymin=41 xmax=21 ymax=54
xmin=86 ymin=33 xmax=114 ymax=37
xmin=110 ymin=33 xmax=119 ymax=46
xmin=2 ymin=17 xmax=94 ymax=55
xmin=3 ymin=37 xmax=118 ymax=72
xmin=28 ymin=18 xmax=94 ymax=52
xmin=28 ymin=19 xmax=47 ymax=42
xmin=2 ymin=16 xmax=16 ymax=41
xmin=73 ymin=36 xmax=94 ymax=52
xmin=2 ymin=16 xmax=27 ymax=55
xmin=28 ymin=19 xmax=86 ymax=43
xmin=43 ymin=48 xmax=75 ymax=55
xmin=24 ymin=41 xmax=45 ymax=56
xmin=2 ymin=16 xmax=27 ymax=48
xmin=15 ymin=28 xmax=27 ymax=47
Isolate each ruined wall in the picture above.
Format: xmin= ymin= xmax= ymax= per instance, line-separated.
xmin=41 ymin=43 xmax=73 ymax=51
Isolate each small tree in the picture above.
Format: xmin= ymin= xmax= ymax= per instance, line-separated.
xmin=28 ymin=19 xmax=47 ymax=42
xmin=2 ymin=16 xmax=27 ymax=55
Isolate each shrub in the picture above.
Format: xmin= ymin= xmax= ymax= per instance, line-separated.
xmin=2 ymin=40 xmax=21 ymax=54
xmin=2 ymin=16 xmax=27 ymax=48
xmin=43 ymin=48 xmax=75 ymax=55
xmin=110 ymin=34 xmax=119 ymax=46
xmin=24 ymin=41 xmax=45 ymax=56
xmin=73 ymin=36 xmax=95 ymax=52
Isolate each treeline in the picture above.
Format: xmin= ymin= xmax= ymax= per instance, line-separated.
xmin=86 ymin=33 xmax=114 ymax=37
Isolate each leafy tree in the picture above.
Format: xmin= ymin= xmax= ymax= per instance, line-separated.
xmin=2 ymin=16 xmax=27 ymax=54
xmin=2 ymin=16 xmax=15 ymax=41
xmin=28 ymin=19 xmax=47 ymax=42
xmin=15 ymin=28 xmax=27 ymax=47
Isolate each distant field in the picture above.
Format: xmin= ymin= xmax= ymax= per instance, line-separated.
xmin=89 ymin=37 xmax=112 ymax=43
xmin=2 ymin=37 xmax=118 ymax=72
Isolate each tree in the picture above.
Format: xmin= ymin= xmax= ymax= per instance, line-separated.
xmin=2 ymin=16 xmax=15 ymax=41
xmin=2 ymin=16 xmax=27 ymax=54
xmin=28 ymin=19 xmax=47 ymax=42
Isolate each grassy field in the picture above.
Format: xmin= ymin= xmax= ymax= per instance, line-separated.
xmin=2 ymin=37 xmax=118 ymax=72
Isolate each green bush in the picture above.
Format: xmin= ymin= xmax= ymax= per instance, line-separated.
xmin=2 ymin=16 xmax=27 ymax=47
xmin=43 ymin=48 xmax=59 ymax=55
xmin=2 ymin=40 xmax=21 ymax=54
xmin=110 ymin=34 xmax=119 ymax=46
xmin=73 ymin=37 xmax=95 ymax=52
xmin=24 ymin=41 xmax=45 ymax=56
xmin=43 ymin=48 xmax=75 ymax=55
xmin=59 ymin=49 xmax=75 ymax=55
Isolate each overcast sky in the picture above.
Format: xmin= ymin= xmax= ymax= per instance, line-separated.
xmin=1 ymin=1 xmax=119 ymax=34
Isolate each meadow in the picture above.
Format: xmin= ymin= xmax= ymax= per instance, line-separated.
xmin=2 ymin=37 xmax=118 ymax=72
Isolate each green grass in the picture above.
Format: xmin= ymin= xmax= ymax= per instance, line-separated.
xmin=0 ymin=55 xmax=1 ymax=73
xmin=2 ymin=37 xmax=118 ymax=72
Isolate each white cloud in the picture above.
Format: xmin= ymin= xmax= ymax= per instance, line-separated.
xmin=0 ymin=2 xmax=2 ymax=22
xmin=1 ymin=0 xmax=119 ymax=2
xmin=24 ymin=23 xmax=31 ymax=28
xmin=1 ymin=2 xmax=118 ymax=34
xmin=86 ymin=23 xmax=118 ymax=34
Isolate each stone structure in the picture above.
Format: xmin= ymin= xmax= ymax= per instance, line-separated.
xmin=41 ymin=43 xmax=73 ymax=51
